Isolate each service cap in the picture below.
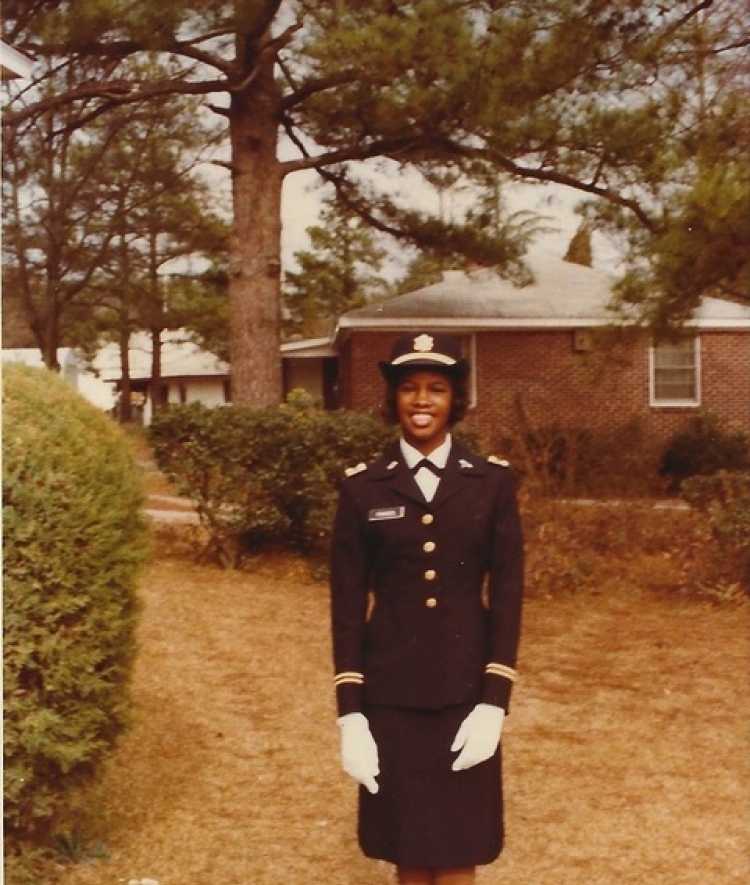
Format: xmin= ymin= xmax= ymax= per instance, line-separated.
xmin=379 ymin=332 xmax=468 ymax=380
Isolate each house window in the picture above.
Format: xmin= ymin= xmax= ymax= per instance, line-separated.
xmin=650 ymin=337 xmax=700 ymax=406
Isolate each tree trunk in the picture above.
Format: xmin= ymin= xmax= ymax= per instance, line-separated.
xmin=40 ymin=302 xmax=61 ymax=371
xmin=227 ymin=43 xmax=284 ymax=407
xmin=118 ymin=324 xmax=133 ymax=424
xmin=149 ymin=328 xmax=164 ymax=413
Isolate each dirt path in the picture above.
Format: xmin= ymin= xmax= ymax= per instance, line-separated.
xmin=57 ymin=557 xmax=749 ymax=885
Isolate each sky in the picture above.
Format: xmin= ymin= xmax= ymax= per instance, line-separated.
xmin=279 ymin=164 xmax=623 ymax=280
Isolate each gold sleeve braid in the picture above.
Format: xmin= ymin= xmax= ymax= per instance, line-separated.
xmin=485 ymin=663 xmax=518 ymax=682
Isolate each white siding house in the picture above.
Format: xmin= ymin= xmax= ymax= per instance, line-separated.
xmin=93 ymin=331 xmax=230 ymax=424
xmin=1 ymin=348 xmax=115 ymax=410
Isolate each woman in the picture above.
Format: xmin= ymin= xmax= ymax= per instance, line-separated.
xmin=330 ymin=332 xmax=524 ymax=885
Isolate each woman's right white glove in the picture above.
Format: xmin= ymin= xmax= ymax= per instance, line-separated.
xmin=337 ymin=712 xmax=380 ymax=794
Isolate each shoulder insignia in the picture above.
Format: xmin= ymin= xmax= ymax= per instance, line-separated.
xmin=386 ymin=460 xmax=399 ymax=470
xmin=488 ymin=455 xmax=510 ymax=467
xmin=344 ymin=462 xmax=367 ymax=477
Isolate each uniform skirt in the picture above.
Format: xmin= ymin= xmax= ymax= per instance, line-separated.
xmin=358 ymin=701 xmax=504 ymax=868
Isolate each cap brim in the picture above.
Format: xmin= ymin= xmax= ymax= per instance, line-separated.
xmin=379 ymin=358 xmax=468 ymax=380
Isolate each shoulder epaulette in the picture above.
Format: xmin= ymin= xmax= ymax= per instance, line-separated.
xmin=487 ymin=455 xmax=510 ymax=468
xmin=344 ymin=462 xmax=367 ymax=477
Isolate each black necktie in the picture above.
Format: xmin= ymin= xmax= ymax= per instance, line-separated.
xmin=412 ymin=458 xmax=443 ymax=477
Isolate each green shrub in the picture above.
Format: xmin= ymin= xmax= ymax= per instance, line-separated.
xmin=680 ymin=471 xmax=750 ymax=594
xmin=149 ymin=390 xmax=395 ymax=567
xmin=3 ymin=363 xmax=148 ymax=844
xmin=659 ymin=415 xmax=750 ymax=487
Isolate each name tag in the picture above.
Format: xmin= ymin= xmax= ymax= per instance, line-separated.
xmin=368 ymin=506 xmax=405 ymax=522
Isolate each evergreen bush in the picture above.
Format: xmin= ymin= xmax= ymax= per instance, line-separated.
xmin=659 ymin=415 xmax=750 ymax=488
xmin=3 ymin=363 xmax=148 ymax=844
xmin=149 ymin=391 xmax=395 ymax=567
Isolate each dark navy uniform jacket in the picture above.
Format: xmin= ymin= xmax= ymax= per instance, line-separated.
xmin=331 ymin=440 xmax=524 ymax=717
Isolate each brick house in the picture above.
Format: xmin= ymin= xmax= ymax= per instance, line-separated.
xmin=283 ymin=251 xmax=750 ymax=451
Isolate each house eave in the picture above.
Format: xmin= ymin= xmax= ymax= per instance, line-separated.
xmin=106 ymin=371 xmax=229 ymax=383
xmin=0 ymin=41 xmax=34 ymax=79
xmin=281 ymin=337 xmax=337 ymax=358
xmin=337 ymin=316 xmax=621 ymax=332
xmin=336 ymin=315 xmax=750 ymax=335
xmin=685 ymin=319 xmax=750 ymax=331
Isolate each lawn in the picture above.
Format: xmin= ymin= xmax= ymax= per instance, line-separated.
xmin=49 ymin=512 xmax=749 ymax=885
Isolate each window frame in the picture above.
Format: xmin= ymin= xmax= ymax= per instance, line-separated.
xmin=450 ymin=332 xmax=477 ymax=409
xmin=649 ymin=336 xmax=701 ymax=408
xmin=465 ymin=333 xmax=477 ymax=409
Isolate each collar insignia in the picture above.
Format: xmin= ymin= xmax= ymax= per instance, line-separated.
xmin=488 ymin=455 xmax=510 ymax=467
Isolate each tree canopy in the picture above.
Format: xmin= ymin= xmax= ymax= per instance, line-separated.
xmin=2 ymin=52 xmax=228 ymax=370
xmin=283 ymin=198 xmax=389 ymax=339
xmin=3 ymin=1 xmax=748 ymax=402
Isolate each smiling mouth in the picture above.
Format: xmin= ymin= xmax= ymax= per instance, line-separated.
xmin=410 ymin=414 xmax=433 ymax=427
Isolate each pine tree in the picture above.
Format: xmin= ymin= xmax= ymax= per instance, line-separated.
xmin=4 ymin=1 xmax=747 ymax=397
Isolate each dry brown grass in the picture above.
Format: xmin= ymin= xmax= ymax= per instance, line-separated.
xmin=41 ymin=513 xmax=749 ymax=885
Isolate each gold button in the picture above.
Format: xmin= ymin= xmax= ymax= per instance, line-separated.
xmin=422 ymin=513 xmax=434 ymax=525
xmin=425 ymin=569 xmax=436 ymax=581
xmin=425 ymin=597 xmax=438 ymax=608
xmin=423 ymin=541 xmax=436 ymax=553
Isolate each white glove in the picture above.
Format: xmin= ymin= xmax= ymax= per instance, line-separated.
xmin=338 ymin=712 xmax=380 ymax=794
xmin=451 ymin=703 xmax=505 ymax=771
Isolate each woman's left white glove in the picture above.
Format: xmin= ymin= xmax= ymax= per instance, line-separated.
xmin=338 ymin=713 xmax=380 ymax=794
xmin=451 ymin=703 xmax=506 ymax=771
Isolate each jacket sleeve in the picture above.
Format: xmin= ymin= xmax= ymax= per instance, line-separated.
xmin=481 ymin=468 xmax=524 ymax=712
xmin=330 ymin=479 xmax=370 ymax=717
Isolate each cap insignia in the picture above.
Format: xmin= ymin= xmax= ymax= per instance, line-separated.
xmin=413 ymin=333 xmax=434 ymax=353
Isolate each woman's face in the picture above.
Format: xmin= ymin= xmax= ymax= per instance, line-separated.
xmin=395 ymin=369 xmax=453 ymax=454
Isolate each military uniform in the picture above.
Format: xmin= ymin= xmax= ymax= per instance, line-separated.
xmin=330 ymin=438 xmax=524 ymax=867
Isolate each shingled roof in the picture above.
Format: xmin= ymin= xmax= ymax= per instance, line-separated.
xmin=338 ymin=251 xmax=750 ymax=331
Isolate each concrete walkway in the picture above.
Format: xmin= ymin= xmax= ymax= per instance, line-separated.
xmin=144 ymin=494 xmax=200 ymax=524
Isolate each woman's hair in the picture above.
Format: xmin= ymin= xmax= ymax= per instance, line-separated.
xmin=381 ymin=369 xmax=469 ymax=426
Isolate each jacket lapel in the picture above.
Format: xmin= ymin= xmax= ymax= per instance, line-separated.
xmin=369 ymin=445 xmax=426 ymax=507
xmin=431 ymin=443 xmax=489 ymax=509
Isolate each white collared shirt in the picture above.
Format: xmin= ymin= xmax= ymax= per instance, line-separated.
xmin=400 ymin=435 xmax=452 ymax=502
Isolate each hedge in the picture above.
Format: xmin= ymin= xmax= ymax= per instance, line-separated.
xmin=3 ymin=363 xmax=148 ymax=843
xmin=148 ymin=390 xmax=396 ymax=567
xmin=681 ymin=470 xmax=750 ymax=593
xmin=660 ymin=415 xmax=750 ymax=488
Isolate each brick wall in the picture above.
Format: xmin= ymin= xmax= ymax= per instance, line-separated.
xmin=700 ymin=332 xmax=750 ymax=431
xmin=339 ymin=328 xmax=750 ymax=450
